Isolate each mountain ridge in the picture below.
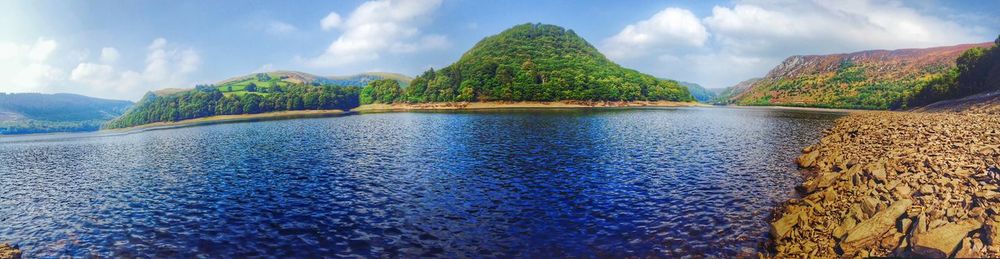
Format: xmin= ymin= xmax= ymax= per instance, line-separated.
xmin=734 ymin=42 xmax=993 ymax=109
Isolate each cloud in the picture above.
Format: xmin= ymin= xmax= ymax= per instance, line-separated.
xmin=601 ymin=0 xmax=986 ymax=88
xmin=266 ymin=20 xmax=297 ymax=34
xmin=603 ymin=8 xmax=708 ymax=59
xmin=99 ymin=47 xmax=120 ymax=64
xmin=0 ymin=37 xmax=202 ymax=100
xmin=307 ymin=0 xmax=448 ymax=67
xmin=0 ymin=38 xmax=65 ymax=92
xmin=320 ymin=12 xmax=342 ymax=30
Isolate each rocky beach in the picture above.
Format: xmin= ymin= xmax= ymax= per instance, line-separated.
xmin=768 ymin=104 xmax=1000 ymax=257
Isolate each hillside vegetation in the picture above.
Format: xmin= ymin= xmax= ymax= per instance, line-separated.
xmin=361 ymin=23 xmax=693 ymax=104
xmin=902 ymin=36 xmax=1000 ymax=108
xmin=678 ymin=81 xmax=717 ymax=103
xmin=104 ymin=71 xmax=413 ymax=129
xmin=105 ymin=83 xmax=359 ymax=129
xmin=0 ymin=93 xmax=132 ymax=134
xmin=734 ymin=42 xmax=993 ymax=109
xmin=713 ymin=78 xmax=760 ymax=104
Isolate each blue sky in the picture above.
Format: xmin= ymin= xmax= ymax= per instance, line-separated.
xmin=1 ymin=0 xmax=997 ymax=100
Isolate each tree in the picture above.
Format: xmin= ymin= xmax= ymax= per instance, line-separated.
xmin=246 ymin=83 xmax=257 ymax=92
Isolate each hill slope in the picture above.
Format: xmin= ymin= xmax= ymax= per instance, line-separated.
xmin=734 ymin=42 xmax=992 ymax=109
xmin=714 ymin=78 xmax=761 ymax=104
xmin=0 ymin=93 xmax=132 ymax=134
xmin=678 ymin=81 xmax=717 ymax=103
xmin=361 ymin=23 xmax=693 ymax=104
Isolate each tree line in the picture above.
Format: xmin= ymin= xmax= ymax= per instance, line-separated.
xmin=896 ymin=35 xmax=1000 ymax=109
xmin=104 ymin=84 xmax=359 ymax=129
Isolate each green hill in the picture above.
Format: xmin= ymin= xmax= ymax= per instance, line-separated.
xmin=104 ymin=71 xmax=413 ymax=129
xmin=0 ymin=93 xmax=132 ymax=134
xmin=678 ymin=81 xmax=717 ymax=103
xmin=360 ymin=23 xmax=693 ymax=104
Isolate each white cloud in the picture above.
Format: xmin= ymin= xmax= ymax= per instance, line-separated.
xmin=603 ymin=8 xmax=708 ymax=59
xmin=99 ymin=47 xmax=120 ymax=64
xmin=0 ymin=37 xmax=201 ymax=100
xmin=307 ymin=0 xmax=448 ymax=67
xmin=266 ymin=20 xmax=297 ymax=34
xmin=601 ymin=0 xmax=986 ymax=88
xmin=320 ymin=12 xmax=342 ymax=30
xmin=0 ymin=38 xmax=65 ymax=92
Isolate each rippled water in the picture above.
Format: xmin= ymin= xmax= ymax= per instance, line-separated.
xmin=0 ymin=107 xmax=844 ymax=257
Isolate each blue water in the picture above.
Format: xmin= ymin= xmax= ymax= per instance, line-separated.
xmin=0 ymin=107 xmax=844 ymax=257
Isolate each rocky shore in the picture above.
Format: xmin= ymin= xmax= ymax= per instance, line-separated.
xmin=768 ymin=110 xmax=1000 ymax=257
xmin=0 ymin=243 xmax=20 ymax=259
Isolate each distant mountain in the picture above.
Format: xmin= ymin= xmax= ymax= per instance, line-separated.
xmin=678 ymin=81 xmax=717 ymax=103
xmin=733 ymin=42 xmax=993 ymax=109
xmin=714 ymin=78 xmax=761 ymax=104
xmin=0 ymin=93 xmax=132 ymax=134
xmin=360 ymin=23 xmax=693 ymax=104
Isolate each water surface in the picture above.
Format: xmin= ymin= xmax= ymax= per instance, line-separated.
xmin=0 ymin=107 xmax=844 ymax=257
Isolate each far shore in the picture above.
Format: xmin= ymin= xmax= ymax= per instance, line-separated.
xmin=102 ymin=109 xmax=348 ymax=133
xmin=354 ymin=100 xmax=705 ymax=112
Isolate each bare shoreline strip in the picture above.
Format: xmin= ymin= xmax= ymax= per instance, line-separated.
xmin=353 ymin=101 xmax=704 ymax=112
xmin=102 ymin=109 xmax=348 ymax=133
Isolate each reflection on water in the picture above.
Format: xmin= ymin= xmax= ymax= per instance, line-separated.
xmin=0 ymin=107 xmax=844 ymax=257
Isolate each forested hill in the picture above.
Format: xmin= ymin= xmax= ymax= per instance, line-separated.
xmin=0 ymin=93 xmax=132 ymax=134
xmin=733 ymin=42 xmax=993 ymax=109
xmin=358 ymin=23 xmax=694 ymax=104
xmin=103 ymin=71 xmax=414 ymax=129
xmin=678 ymin=81 xmax=717 ymax=103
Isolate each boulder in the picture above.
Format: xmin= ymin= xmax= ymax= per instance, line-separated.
xmin=911 ymin=220 xmax=984 ymax=257
xmin=798 ymin=150 xmax=820 ymax=168
xmin=0 ymin=243 xmax=20 ymax=259
xmin=771 ymin=211 xmax=804 ymax=239
xmin=841 ymin=199 xmax=913 ymax=252
xmin=866 ymin=162 xmax=888 ymax=183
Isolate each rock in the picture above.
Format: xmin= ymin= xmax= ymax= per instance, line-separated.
xmin=866 ymin=163 xmax=887 ymax=183
xmin=771 ymin=211 xmax=804 ymax=239
xmin=0 ymin=243 xmax=20 ymax=259
xmin=798 ymin=150 xmax=820 ymax=168
xmin=987 ymin=217 xmax=1000 ymax=247
xmin=841 ymin=199 xmax=913 ymax=253
xmin=895 ymin=185 xmax=913 ymax=198
xmin=920 ymin=185 xmax=935 ymax=196
xmin=911 ymin=220 xmax=984 ymax=257
xmin=860 ymin=196 xmax=880 ymax=217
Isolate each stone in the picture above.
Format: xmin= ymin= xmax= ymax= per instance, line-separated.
xmin=0 ymin=243 xmax=20 ymax=259
xmin=771 ymin=211 xmax=804 ymax=239
xmin=841 ymin=199 xmax=913 ymax=253
xmin=867 ymin=162 xmax=888 ymax=183
xmin=912 ymin=220 xmax=984 ymax=257
xmin=895 ymin=185 xmax=913 ymax=197
xmin=798 ymin=150 xmax=820 ymax=168
xmin=920 ymin=185 xmax=934 ymax=195
xmin=987 ymin=217 xmax=1000 ymax=247
xmin=860 ymin=196 xmax=880 ymax=217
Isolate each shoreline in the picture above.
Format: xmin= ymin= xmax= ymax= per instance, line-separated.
xmin=102 ymin=110 xmax=348 ymax=133
xmin=768 ymin=109 xmax=1000 ymax=257
xmin=353 ymin=100 xmax=704 ymax=112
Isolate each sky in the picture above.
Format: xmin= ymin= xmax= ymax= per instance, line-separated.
xmin=0 ymin=0 xmax=997 ymax=101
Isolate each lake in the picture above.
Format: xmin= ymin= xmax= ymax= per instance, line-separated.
xmin=0 ymin=107 xmax=845 ymax=257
